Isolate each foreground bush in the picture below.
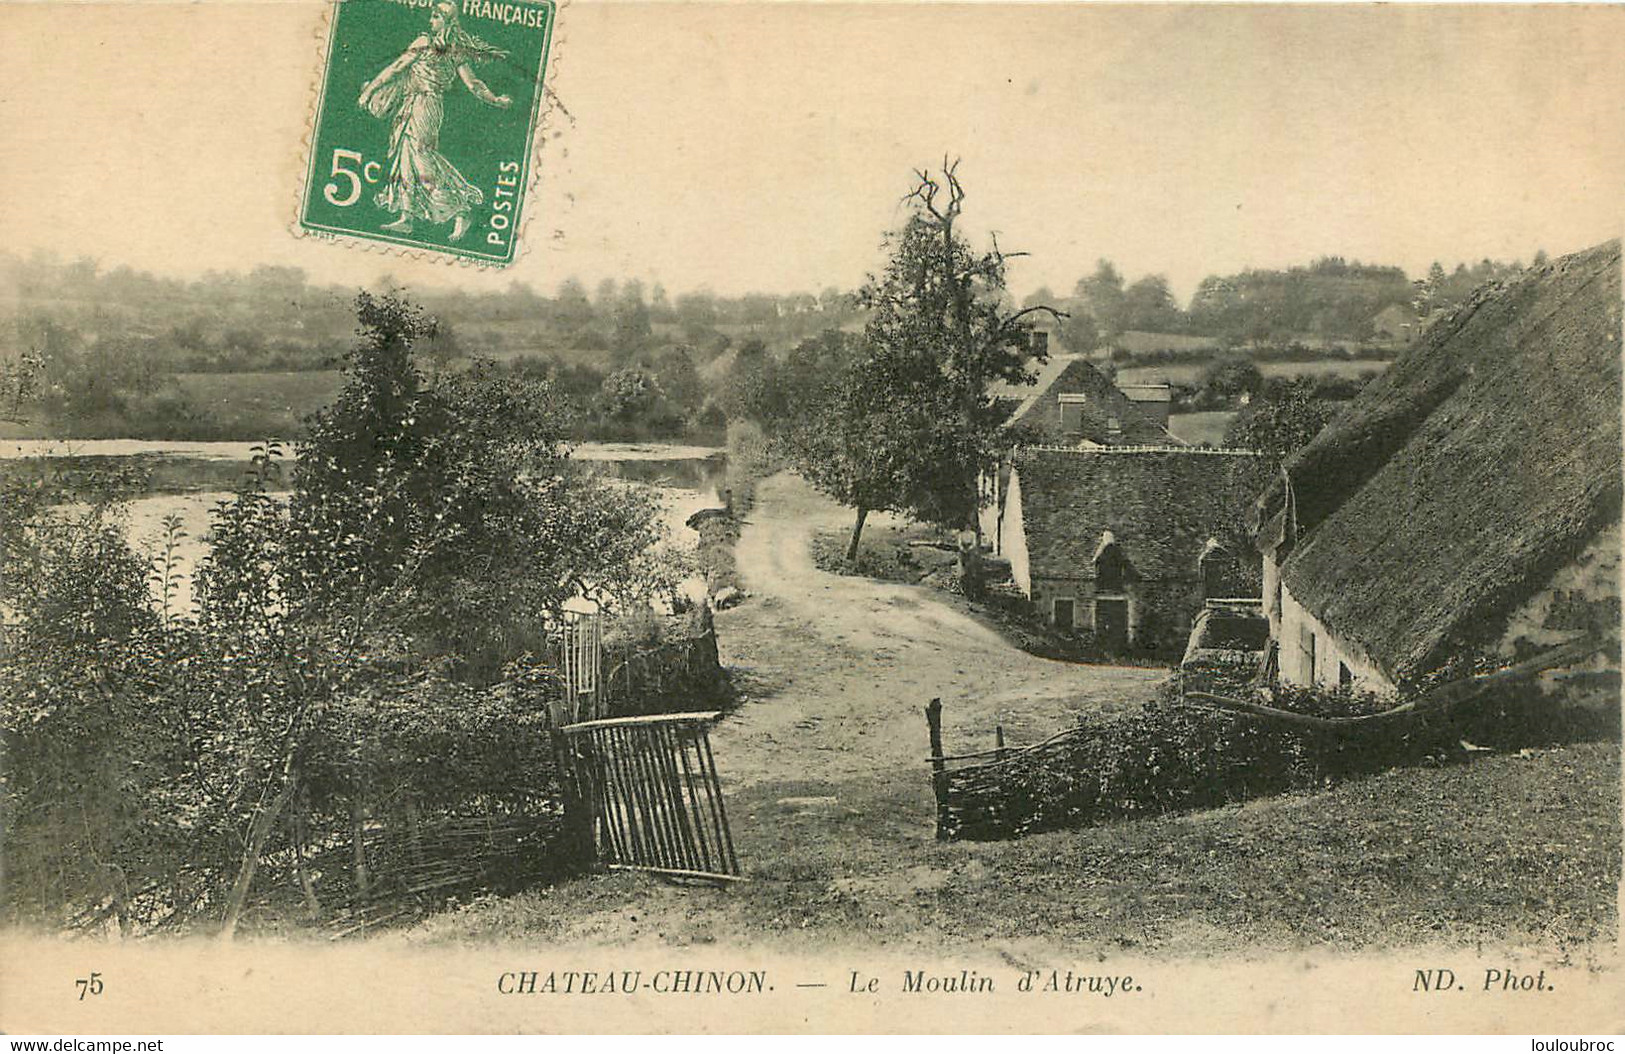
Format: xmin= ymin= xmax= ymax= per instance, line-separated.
xmin=2 ymin=295 xmax=678 ymax=935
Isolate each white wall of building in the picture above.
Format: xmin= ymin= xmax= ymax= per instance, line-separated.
xmin=1006 ymin=468 xmax=1031 ymax=597
xmin=1494 ymin=525 xmax=1620 ymax=659
xmin=1277 ymin=582 xmax=1397 ymax=693
xmin=1276 ymin=524 xmax=1620 ymax=694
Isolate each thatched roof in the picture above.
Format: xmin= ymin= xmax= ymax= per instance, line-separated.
xmin=1015 ymin=447 xmax=1266 ymax=583
xmin=990 ymin=356 xmax=1180 ymax=446
xmin=1272 ymin=239 xmax=1622 ymax=684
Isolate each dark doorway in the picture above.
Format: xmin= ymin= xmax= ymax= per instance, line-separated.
xmin=1053 ymin=598 xmax=1075 ymax=631
xmin=1095 ymin=597 xmax=1128 ymax=652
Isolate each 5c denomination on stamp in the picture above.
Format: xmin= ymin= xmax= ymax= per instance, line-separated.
xmin=300 ymin=0 xmax=556 ymax=264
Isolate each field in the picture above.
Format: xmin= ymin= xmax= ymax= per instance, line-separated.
xmin=1167 ymin=411 xmax=1237 ymax=446
xmin=1115 ymin=358 xmax=1391 ymax=388
xmin=175 ymin=370 xmax=343 ymax=438
xmin=1114 ymin=330 xmax=1223 ymax=354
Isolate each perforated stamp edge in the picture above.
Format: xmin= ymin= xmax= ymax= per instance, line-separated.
xmin=289 ymin=0 xmax=569 ymax=270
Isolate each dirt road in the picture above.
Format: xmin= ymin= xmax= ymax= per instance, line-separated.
xmin=711 ymin=472 xmax=1165 ymax=794
xmin=418 ymin=472 xmax=1167 ymax=950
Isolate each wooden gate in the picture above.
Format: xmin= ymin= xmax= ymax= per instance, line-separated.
xmin=558 ymin=610 xmax=605 ymax=723
xmin=560 ymin=712 xmax=741 ymax=882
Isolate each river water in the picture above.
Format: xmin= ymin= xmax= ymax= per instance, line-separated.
xmin=7 ymin=440 xmax=728 ymax=612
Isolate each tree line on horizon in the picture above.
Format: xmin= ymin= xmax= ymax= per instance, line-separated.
xmin=0 ymin=243 xmax=1545 ymax=441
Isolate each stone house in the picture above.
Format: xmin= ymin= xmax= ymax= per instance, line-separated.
xmin=988 ymin=353 xmax=1179 ymax=447
xmin=981 ymin=352 xmax=1182 ymax=553
xmin=996 ymin=446 xmax=1267 ymax=657
xmin=1255 ymin=239 xmax=1621 ymax=693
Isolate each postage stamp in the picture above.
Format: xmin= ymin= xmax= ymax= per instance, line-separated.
xmin=299 ymin=0 xmax=556 ymax=264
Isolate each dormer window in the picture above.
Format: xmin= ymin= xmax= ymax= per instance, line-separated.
xmin=1198 ymin=537 xmax=1230 ymax=600
xmin=1093 ymin=530 xmax=1126 ymax=592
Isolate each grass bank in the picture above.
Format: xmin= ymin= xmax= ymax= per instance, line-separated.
xmin=173 ymin=370 xmax=344 ymax=438
xmin=692 ymin=421 xmax=781 ymax=596
xmin=416 ymin=738 xmax=1618 ymax=957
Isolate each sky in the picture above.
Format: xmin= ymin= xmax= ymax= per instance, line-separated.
xmin=2 ymin=2 xmax=1621 ymax=305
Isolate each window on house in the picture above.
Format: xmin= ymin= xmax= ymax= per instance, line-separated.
xmin=1095 ymin=544 xmax=1125 ymax=593
xmin=1058 ymin=393 xmax=1087 ymax=434
xmin=1339 ymin=662 xmax=1353 ymax=688
xmin=1198 ymin=541 xmax=1230 ymax=600
xmin=1299 ymin=624 xmax=1316 ymax=682
xmin=1053 ymin=598 xmax=1075 ymax=631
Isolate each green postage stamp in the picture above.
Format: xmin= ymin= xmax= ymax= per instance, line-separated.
xmin=300 ymin=0 xmax=557 ymax=264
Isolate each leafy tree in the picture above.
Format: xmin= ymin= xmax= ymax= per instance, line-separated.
xmin=720 ymin=338 xmax=782 ymax=425
xmin=1075 ymin=259 xmax=1128 ymax=342
xmin=611 ymin=281 xmax=652 ymax=361
xmin=777 ymin=329 xmax=862 ymax=420
xmin=791 ymin=358 xmax=955 ymax=560
xmin=553 ymin=276 xmax=595 ymax=330
xmin=649 ymin=283 xmax=675 ymax=324
xmin=286 ymin=294 xmax=668 ymax=667
xmin=653 ymin=344 xmax=703 ymax=415
xmin=1058 ymin=310 xmax=1100 ymax=354
xmin=1022 ymin=285 xmax=1057 ymax=310
xmin=592 ymin=278 xmax=620 ymax=323
xmin=1197 ymin=355 xmax=1266 ymax=408
xmin=1122 ymin=274 xmax=1181 ymax=333
xmin=598 ymin=364 xmax=665 ymax=422
xmin=1223 ymin=378 xmax=1338 ymax=463
xmin=789 ymin=160 xmax=1058 ymax=562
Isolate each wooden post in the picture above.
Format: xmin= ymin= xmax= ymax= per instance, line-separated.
xmin=995 ymin=724 xmax=1006 ymax=762
xmin=925 ymin=698 xmax=949 ymax=841
xmin=293 ymin=794 xmax=322 ymax=918
xmin=351 ymin=795 xmax=369 ymax=901
xmin=219 ymin=773 xmax=297 ymax=941
xmin=552 ymin=729 xmax=597 ymax=871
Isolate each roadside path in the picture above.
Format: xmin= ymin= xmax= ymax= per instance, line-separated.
xmin=413 ymin=471 xmax=1167 ymax=950
xmin=709 ymin=472 xmax=1164 ymax=798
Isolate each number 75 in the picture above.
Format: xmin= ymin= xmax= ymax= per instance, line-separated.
xmin=76 ymin=972 xmax=104 ymax=1000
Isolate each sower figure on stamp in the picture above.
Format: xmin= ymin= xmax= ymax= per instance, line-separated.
xmin=359 ymin=0 xmax=512 ymax=242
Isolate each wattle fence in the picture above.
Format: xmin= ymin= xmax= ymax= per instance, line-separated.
xmin=294 ymin=616 xmax=730 ymax=936
xmin=923 ymin=640 xmax=1611 ymax=841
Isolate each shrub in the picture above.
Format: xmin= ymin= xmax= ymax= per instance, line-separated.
xmin=3 ymin=294 xmax=683 ymax=934
xmin=944 ymin=677 xmax=1618 ymax=841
